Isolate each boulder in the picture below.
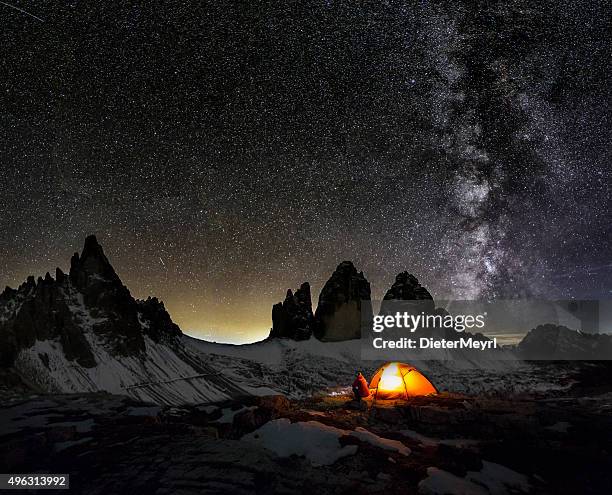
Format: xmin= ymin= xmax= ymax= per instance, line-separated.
xmin=232 ymin=396 xmax=290 ymax=437
xmin=253 ymin=395 xmax=291 ymax=412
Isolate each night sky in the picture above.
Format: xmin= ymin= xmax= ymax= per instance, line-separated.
xmin=1 ymin=1 xmax=610 ymax=343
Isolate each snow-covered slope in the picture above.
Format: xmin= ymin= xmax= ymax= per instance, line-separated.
xmin=15 ymin=333 xmax=245 ymax=405
xmin=185 ymin=335 xmax=562 ymax=398
xmin=186 ymin=336 xmax=365 ymax=398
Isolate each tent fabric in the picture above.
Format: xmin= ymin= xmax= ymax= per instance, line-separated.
xmin=369 ymin=362 xmax=438 ymax=399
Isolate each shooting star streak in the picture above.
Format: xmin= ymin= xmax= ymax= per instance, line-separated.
xmin=159 ymin=257 xmax=166 ymax=268
xmin=0 ymin=1 xmax=44 ymax=22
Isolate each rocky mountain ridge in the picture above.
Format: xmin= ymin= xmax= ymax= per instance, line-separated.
xmin=0 ymin=235 xmax=181 ymax=369
xmin=270 ymin=283 xmax=314 ymax=341
xmin=0 ymin=236 xmax=247 ymax=404
xmin=518 ymin=324 xmax=612 ymax=360
xmin=3 ymin=236 xmax=609 ymax=407
xmin=269 ymin=269 xmax=610 ymax=361
xmin=270 ymin=261 xmax=373 ymax=342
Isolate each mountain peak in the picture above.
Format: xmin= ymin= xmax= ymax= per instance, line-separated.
xmin=383 ymin=271 xmax=434 ymax=303
xmin=335 ymin=260 xmax=357 ymax=274
xmin=70 ymin=234 xmax=119 ymax=288
xmin=83 ymin=234 xmax=103 ymax=253
xmin=270 ymin=282 xmax=314 ymax=341
xmin=314 ymin=261 xmax=371 ymax=342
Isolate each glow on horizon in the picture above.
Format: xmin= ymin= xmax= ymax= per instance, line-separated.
xmin=182 ymin=326 xmax=270 ymax=345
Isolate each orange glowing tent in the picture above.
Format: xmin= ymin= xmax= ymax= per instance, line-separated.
xmin=369 ymin=362 xmax=438 ymax=400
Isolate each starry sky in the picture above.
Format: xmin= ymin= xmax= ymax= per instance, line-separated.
xmin=1 ymin=1 xmax=610 ymax=343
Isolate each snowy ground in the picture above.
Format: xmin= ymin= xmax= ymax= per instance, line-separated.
xmin=242 ymin=418 xmax=410 ymax=465
xmin=12 ymin=333 xmax=248 ymax=405
xmin=7 ymin=327 xmax=599 ymax=408
xmin=185 ymin=336 xmax=583 ymax=401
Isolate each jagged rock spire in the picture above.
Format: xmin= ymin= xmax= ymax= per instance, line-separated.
xmin=69 ymin=235 xmax=120 ymax=289
xmin=270 ymin=282 xmax=314 ymax=341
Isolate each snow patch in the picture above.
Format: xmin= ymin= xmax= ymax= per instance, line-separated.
xmin=187 ymin=336 xmax=360 ymax=366
xmin=213 ymin=406 xmax=257 ymax=424
xmin=467 ymin=460 xmax=530 ymax=494
xmin=241 ymin=384 xmax=282 ymax=397
xmin=242 ymin=419 xmax=358 ymax=466
xmin=545 ymin=421 xmax=571 ymax=433
xmin=419 ymin=461 xmax=530 ymax=495
xmin=185 ymin=335 xmax=565 ymax=401
xmin=419 ymin=467 xmax=488 ymax=495
xmin=65 ymin=290 xmax=108 ymax=328
xmin=242 ymin=419 xmax=410 ymax=465
xmin=14 ymin=335 xmax=242 ymax=405
xmin=352 ymin=427 xmax=410 ymax=456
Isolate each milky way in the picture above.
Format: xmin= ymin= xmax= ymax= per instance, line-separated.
xmin=1 ymin=1 xmax=610 ymax=342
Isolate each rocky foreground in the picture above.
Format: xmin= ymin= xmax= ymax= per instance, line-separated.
xmin=2 ymin=385 xmax=611 ymax=495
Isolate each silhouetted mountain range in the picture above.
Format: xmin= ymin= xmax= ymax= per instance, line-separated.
xmin=1 ymin=236 xmax=610 ymax=406
xmin=0 ymin=235 xmax=181 ymax=368
xmin=0 ymin=236 xmax=246 ymax=404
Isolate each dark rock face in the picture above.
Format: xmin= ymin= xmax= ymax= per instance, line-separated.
xmin=383 ymin=272 xmax=434 ymax=303
xmin=0 ymin=235 xmax=182 ymax=368
xmin=68 ymin=235 xmax=144 ymax=356
xmin=0 ymin=273 xmax=96 ymax=368
xmin=69 ymin=235 xmax=122 ymax=291
xmin=314 ymin=261 xmax=371 ymax=342
xmin=269 ymin=283 xmax=314 ymax=341
xmin=137 ymin=296 xmax=182 ymax=344
xmin=517 ymin=324 xmax=612 ymax=360
xmin=380 ymin=271 xmax=436 ymax=316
